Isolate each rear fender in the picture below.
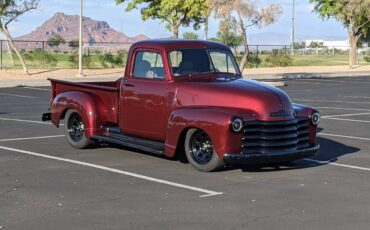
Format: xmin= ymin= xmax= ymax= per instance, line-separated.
xmin=51 ymin=91 xmax=100 ymax=137
xmin=165 ymin=108 xmax=246 ymax=159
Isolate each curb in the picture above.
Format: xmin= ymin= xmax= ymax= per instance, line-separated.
xmin=247 ymin=71 xmax=370 ymax=81
xmin=260 ymin=81 xmax=286 ymax=87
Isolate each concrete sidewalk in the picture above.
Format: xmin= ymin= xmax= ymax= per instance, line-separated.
xmin=244 ymin=65 xmax=370 ymax=80
xmin=0 ymin=65 xmax=369 ymax=88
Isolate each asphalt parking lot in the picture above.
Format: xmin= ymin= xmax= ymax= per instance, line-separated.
xmin=1 ymin=76 xmax=370 ymax=230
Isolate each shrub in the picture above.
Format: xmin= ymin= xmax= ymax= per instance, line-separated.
xmin=246 ymin=54 xmax=261 ymax=68
xmin=234 ymin=54 xmax=262 ymax=68
xmin=69 ymin=54 xmax=92 ymax=68
xmin=68 ymin=39 xmax=79 ymax=49
xmin=42 ymin=52 xmax=58 ymax=67
xmin=364 ymin=56 xmax=370 ymax=62
xmin=98 ymin=52 xmax=126 ymax=68
xmin=265 ymin=52 xmax=292 ymax=67
xmin=23 ymin=50 xmax=58 ymax=67
xmin=69 ymin=53 xmax=78 ymax=68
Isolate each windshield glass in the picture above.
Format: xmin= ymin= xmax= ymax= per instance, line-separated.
xmin=169 ymin=48 xmax=240 ymax=77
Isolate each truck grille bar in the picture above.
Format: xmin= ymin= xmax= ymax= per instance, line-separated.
xmin=242 ymin=117 xmax=310 ymax=154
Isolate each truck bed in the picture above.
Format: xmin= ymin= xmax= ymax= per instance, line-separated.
xmin=48 ymin=78 xmax=122 ymax=125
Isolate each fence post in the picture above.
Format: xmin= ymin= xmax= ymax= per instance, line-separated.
xmin=0 ymin=40 xmax=3 ymax=70
xmin=42 ymin=41 xmax=45 ymax=69
xmin=256 ymin=45 xmax=259 ymax=68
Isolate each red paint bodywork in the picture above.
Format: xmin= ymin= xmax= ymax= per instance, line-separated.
xmin=48 ymin=40 xmax=318 ymax=160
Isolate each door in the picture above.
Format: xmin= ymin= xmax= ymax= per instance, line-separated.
xmin=120 ymin=50 xmax=168 ymax=141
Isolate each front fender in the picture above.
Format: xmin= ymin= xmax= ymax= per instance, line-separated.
xmin=293 ymin=103 xmax=319 ymax=145
xmin=51 ymin=91 xmax=100 ymax=137
xmin=165 ymin=107 xmax=251 ymax=159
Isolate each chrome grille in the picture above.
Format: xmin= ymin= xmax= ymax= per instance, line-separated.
xmin=242 ymin=117 xmax=310 ymax=154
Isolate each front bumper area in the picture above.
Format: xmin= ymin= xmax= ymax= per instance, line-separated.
xmin=223 ymin=144 xmax=320 ymax=165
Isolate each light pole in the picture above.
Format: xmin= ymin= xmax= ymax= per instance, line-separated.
xmin=290 ymin=0 xmax=295 ymax=56
xmin=78 ymin=0 xmax=84 ymax=77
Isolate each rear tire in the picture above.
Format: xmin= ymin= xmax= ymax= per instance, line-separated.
xmin=184 ymin=128 xmax=224 ymax=172
xmin=64 ymin=109 xmax=93 ymax=149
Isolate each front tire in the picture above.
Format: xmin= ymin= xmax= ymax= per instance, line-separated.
xmin=64 ymin=109 xmax=93 ymax=149
xmin=184 ymin=128 xmax=224 ymax=172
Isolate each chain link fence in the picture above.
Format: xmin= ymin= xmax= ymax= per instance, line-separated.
xmin=0 ymin=40 xmax=369 ymax=69
xmin=240 ymin=44 xmax=370 ymax=68
xmin=0 ymin=40 xmax=133 ymax=69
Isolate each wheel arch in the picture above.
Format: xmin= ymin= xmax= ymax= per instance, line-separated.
xmin=165 ymin=107 xmax=245 ymax=159
xmin=51 ymin=91 xmax=101 ymax=137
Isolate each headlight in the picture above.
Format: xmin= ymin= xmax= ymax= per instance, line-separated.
xmin=230 ymin=117 xmax=244 ymax=133
xmin=310 ymin=112 xmax=320 ymax=125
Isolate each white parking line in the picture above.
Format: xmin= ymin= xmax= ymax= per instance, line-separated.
xmin=285 ymin=89 xmax=313 ymax=92
xmin=304 ymin=158 xmax=370 ymax=172
xmin=322 ymin=112 xmax=370 ymax=118
xmin=288 ymin=81 xmax=323 ymax=85
xmin=0 ymin=93 xmax=36 ymax=99
xmin=322 ymin=117 xmax=370 ymax=123
xmin=297 ymin=79 xmax=370 ymax=84
xmin=0 ymin=117 xmax=58 ymax=125
xmin=293 ymin=99 xmax=370 ymax=104
xmin=306 ymin=133 xmax=370 ymax=171
xmin=0 ymin=135 xmax=65 ymax=142
xmin=22 ymin=87 xmax=50 ymax=91
xmin=345 ymin=96 xmax=370 ymax=99
xmin=319 ymin=133 xmax=370 ymax=141
xmin=0 ymin=102 xmax=49 ymax=106
xmin=0 ymin=145 xmax=223 ymax=198
xmin=315 ymin=107 xmax=370 ymax=112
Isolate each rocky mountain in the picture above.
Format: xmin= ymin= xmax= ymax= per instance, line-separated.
xmin=17 ymin=12 xmax=149 ymax=43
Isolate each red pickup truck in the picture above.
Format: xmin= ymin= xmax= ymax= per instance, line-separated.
xmin=42 ymin=40 xmax=320 ymax=172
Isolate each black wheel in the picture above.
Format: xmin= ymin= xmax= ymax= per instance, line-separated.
xmin=184 ymin=128 xmax=224 ymax=172
xmin=64 ymin=109 xmax=93 ymax=149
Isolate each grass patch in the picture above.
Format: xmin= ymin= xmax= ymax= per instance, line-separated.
xmin=1 ymin=51 xmax=369 ymax=70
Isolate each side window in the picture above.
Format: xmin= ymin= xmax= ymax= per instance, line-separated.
xmin=133 ymin=51 xmax=165 ymax=79
xmin=209 ymin=51 xmax=237 ymax=74
xmin=169 ymin=51 xmax=183 ymax=67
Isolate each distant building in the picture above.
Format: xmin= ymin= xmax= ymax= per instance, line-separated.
xmin=306 ymin=39 xmax=349 ymax=50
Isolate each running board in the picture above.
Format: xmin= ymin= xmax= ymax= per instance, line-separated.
xmin=91 ymin=128 xmax=165 ymax=155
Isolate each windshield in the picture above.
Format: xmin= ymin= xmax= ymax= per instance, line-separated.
xmin=169 ymin=48 xmax=241 ymax=77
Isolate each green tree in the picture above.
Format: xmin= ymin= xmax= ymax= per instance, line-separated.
xmin=308 ymin=41 xmax=324 ymax=48
xmin=207 ymin=37 xmax=220 ymax=42
xmin=47 ymin=34 xmax=66 ymax=51
xmin=183 ymin=32 xmax=199 ymax=39
xmin=310 ymin=0 xmax=370 ymax=68
xmin=216 ymin=24 xmax=243 ymax=54
xmin=293 ymin=41 xmax=306 ymax=49
xmin=0 ymin=0 xmax=39 ymax=75
xmin=116 ymin=0 xmax=208 ymax=39
xmin=210 ymin=0 xmax=282 ymax=72
xmin=68 ymin=39 xmax=79 ymax=50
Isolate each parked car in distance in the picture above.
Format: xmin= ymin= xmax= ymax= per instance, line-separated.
xmin=42 ymin=40 xmax=320 ymax=172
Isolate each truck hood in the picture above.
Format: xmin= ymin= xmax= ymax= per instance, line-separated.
xmin=175 ymin=78 xmax=295 ymax=121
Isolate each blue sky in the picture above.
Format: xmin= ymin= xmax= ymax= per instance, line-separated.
xmin=7 ymin=0 xmax=347 ymax=40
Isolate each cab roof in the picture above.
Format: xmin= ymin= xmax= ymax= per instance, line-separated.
xmin=130 ymin=39 xmax=231 ymax=52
